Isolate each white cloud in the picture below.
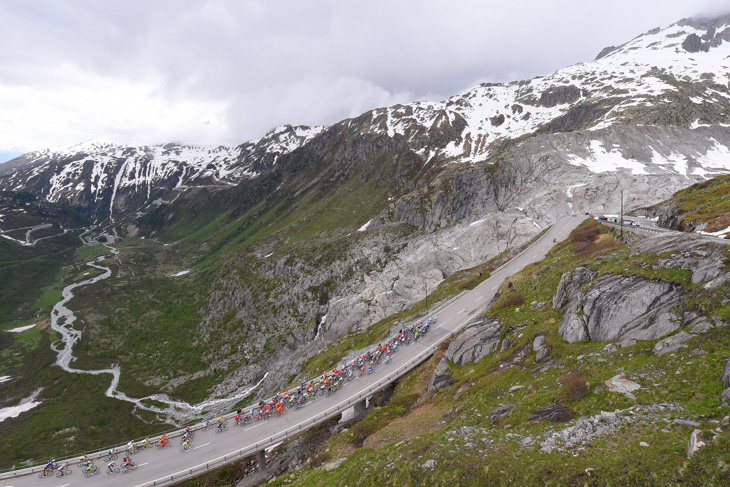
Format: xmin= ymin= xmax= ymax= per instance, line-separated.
xmin=0 ymin=0 xmax=718 ymax=153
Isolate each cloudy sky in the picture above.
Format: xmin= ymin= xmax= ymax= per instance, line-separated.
xmin=0 ymin=0 xmax=725 ymax=161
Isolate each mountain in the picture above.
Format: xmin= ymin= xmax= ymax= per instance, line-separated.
xmin=3 ymin=15 xmax=730 ymax=226
xmin=2 ymin=13 xmax=730 ymax=469
xmin=0 ymin=125 xmax=325 ymax=222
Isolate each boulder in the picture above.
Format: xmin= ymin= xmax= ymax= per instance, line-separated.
xmin=528 ymin=405 xmax=575 ymax=423
xmin=721 ymin=388 xmax=730 ymax=405
xmin=605 ymin=374 xmax=641 ymax=394
xmin=445 ymin=315 xmax=502 ymax=365
xmin=653 ymin=331 xmax=693 ymax=356
xmin=536 ymin=345 xmax=551 ymax=363
xmin=428 ymin=358 xmax=453 ymax=392
xmin=533 ymin=334 xmax=547 ymax=351
xmin=489 ymin=403 xmax=517 ymax=424
xmin=686 ymin=430 xmax=708 ymax=457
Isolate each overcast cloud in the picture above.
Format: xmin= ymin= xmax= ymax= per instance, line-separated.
xmin=0 ymin=0 xmax=726 ymax=158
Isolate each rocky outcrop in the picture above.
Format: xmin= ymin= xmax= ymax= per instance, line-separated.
xmin=428 ymin=359 xmax=454 ymax=392
xmin=629 ymin=234 xmax=730 ymax=289
xmin=554 ymin=267 xmax=683 ymax=344
xmin=528 ymin=405 xmax=575 ymax=423
xmin=444 ymin=315 xmax=502 ymax=365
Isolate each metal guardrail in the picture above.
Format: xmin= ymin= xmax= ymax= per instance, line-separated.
xmin=0 ymin=215 xmax=574 ymax=482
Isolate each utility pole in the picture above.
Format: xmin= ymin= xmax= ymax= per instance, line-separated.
xmin=620 ymin=189 xmax=624 ymax=241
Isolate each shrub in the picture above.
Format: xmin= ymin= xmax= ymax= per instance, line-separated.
xmin=496 ymin=294 xmax=525 ymax=309
xmin=559 ymin=371 xmax=589 ymax=401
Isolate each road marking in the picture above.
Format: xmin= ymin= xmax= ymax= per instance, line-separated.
xmin=58 ymin=484 xmax=70 ymax=487
xmin=139 ymin=462 xmax=149 ymax=466
xmin=491 ymin=285 xmax=498 ymax=290
xmin=244 ymin=421 xmax=268 ymax=431
xmin=476 ymin=295 xmax=483 ymax=301
xmin=193 ymin=442 xmax=210 ymax=450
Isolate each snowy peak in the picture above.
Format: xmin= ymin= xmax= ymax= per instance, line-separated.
xmin=0 ymin=123 xmax=326 ymax=222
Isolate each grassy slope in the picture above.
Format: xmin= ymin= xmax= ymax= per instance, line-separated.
xmin=651 ymin=173 xmax=730 ymax=234
xmin=265 ymin=220 xmax=730 ymax=486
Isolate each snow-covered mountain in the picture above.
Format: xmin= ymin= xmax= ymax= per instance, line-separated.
xmin=3 ymin=15 xmax=730 ymax=222
xmin=0 ymin=125 xmax=324 ymax=221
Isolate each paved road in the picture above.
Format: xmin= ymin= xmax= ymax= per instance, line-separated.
xmin=3 ymin=215 xmax=588 ymax=487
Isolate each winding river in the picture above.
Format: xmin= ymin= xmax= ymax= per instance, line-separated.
xmin=48 ymin=243 xmax=266 ymax=425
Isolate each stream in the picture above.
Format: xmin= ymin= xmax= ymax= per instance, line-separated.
xmin=48 ymin=243 xmax=266 ymax=426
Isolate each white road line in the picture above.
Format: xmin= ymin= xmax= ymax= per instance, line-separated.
xmin=476 ymin=295 xmax=483 ymax=301
xmin=58 ymin=484 xmax=70 ymax=487
xmin=491 ymin=285 xmax=498 ymax=290
xmin=138 ymin=462 xmax=149 ymax=466
xmin=193 ymin=442 xmax=210 ymax=450
xmin=243 ymin=421 xmax=268 ymax=431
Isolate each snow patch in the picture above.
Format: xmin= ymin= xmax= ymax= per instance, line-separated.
xmin=358 ymin=219 xmax=373 ymax=232
xmin=0 ymin=376 xmax=11 ymax=384
xmin=6 ymin=324 xmax=36 ymax=333
xmin=0 ymin=388 xmax=43 ymax=422
xmin=170 ymin=270 xmax=190 ymax=277
xmin=697 ymin=225 xmax=730 ymax=239
xmin=568 ymin=140 xmax=648 ymax=175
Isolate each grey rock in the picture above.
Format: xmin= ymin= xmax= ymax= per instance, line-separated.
xmin=324 ymin=457 xmax=347 ymax=471
xmin=533 ymin=334 xmax=547 ymax=351
xmin=500 ymin=339 xmax=511 ymax=352
xmin=603 ymin=343 xmax=618 ymax=354
xmin=521 ymin=437 xmax=535 ymax=446
xmin=528 ymin=405 xmax=575 ymax=423
xmin=445 ymin=315 xmax=502 ymax=365
xmin=509 ymin=385 xmax=524 ymax=393
xmin=428 ymin=359 xmax=453 ymax=392
xmin=600 ymin=411 xmax=618 ymax=424
xmin=654 ymin=331 xmax=693 ymax=356
xmin=675 ymin=419 xmax=701 ymax=427
xmin=605 ymin=374 xmax=641 ymax=394
xmin=540 ymin=85 xmax=581 ymax=108
xmin=489 ymin=404 xmax=517 ymax=423
xmin=536 ymin=345 xmax=551 ymax=363
xmin=422 ymin=459 xmax=436 ymax=469
xmin=682 ymin=33 xmax=709 ymax=53
xmin=555 ymin=267 xmax=683 ymax=344
xmin=686 ymin=430 xmax=708 ymax=457
xmin=640 ymin=441 xmax=649 ymax=447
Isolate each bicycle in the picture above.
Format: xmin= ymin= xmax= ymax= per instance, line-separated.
xmin=121 ymin=461 xmax=138 ymax=473
xmin=76 ymin=456 xmax=92 ymax=467
xmin=156 ymin=439 xmax=171 ymax=449
xmin=103 ymin=451 xmax=118 ymax=462
xmin=215 ymin=423 xmax=228 ymax=434
xmin=38 ymin=469 xmax=54 ymax=479
xmin=55 ymin=465 xmax=72 ymax=478
xmin=180 ymin=443 xmax=194 ymax=452
xmin=107 ymin=465 xmax=120 ymax=475
xmin=83 ymin=465 xmax=100 ymax=477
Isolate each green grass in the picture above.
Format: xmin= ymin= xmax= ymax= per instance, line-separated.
xmin=262 ymin=219 xmax=730 ymax=487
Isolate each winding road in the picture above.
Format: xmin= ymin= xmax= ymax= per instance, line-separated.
xmin=2 ymin=215 xmax=588 ymax=487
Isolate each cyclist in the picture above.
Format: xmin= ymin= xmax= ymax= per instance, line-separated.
xmin=202 ymin=420 xmax=209 ymax=430
xmin=127 ymin=440 xmax=135 ymax=454
xmin=182 ymin=438 xmax=191 ymax=450
xmin=141 ymin=438 xmax=150 ymax=449
xmin=107 ymin=462 xmax=116 ymax=474
xmin=122 ymin=456 xmax=132 ymax=469
xmin=79 ymin=454 xmax=90 ymax=465
xmin=234 ymin=413 xmax=241 ymax=425
xmin=216 ymin=417 xmax=225 ymax=432
xmin=159 ymin=433 xmax=169 ymax=448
